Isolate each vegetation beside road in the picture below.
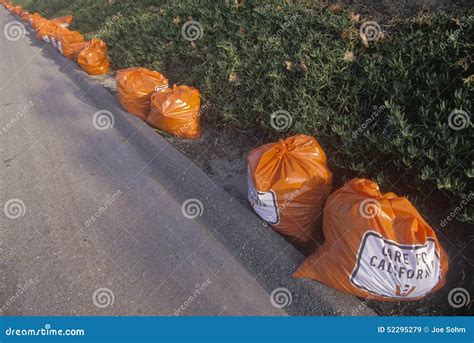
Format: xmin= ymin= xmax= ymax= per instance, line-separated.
xmin=18 ymin=0 xmax=474 ymax=224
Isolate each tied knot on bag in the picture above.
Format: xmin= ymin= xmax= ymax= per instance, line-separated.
xmin=275 ymin=139 xmax=295 ymax=158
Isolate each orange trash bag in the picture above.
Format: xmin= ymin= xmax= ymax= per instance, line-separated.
xmin=147 ymin=85 xmax=201 ymax=139
xmin=31 ymin=13 xmax=44 ymax=29
xmin=294 ymin=178 xmax=449 ymax=301
xmin=247 ymin=134 xmax=332 ymax=245
xmin=116 ymin=67 xmax=169 ymax=120
xmin=25 ymin=13 xmax=34 ymax=23
xmin=58 ymin=31 xmax=85 ymax=59
xmin=50 ymin=15 xmax=72 ymax=28
xmin=36 ymin=22 xmax=54 ymax=43
xmin=50 ymin=25 xmax=66 ymax=48
xmin=77 ymin=39 xmax=110 ymax=75
xmin=19 ymin=10 xmax=29 ymax=21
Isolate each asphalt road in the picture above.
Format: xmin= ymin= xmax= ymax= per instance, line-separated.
xmin=0 ymin=9 xmax=285 ymax=316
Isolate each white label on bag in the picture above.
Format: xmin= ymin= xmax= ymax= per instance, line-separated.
xmin=350 ymin=231 xmax=441 ymax=298
xmin=247 ymin=167 xmax=279 ymax=225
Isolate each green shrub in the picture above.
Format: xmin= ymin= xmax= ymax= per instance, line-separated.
xmin=21 ymin=0 xmax=474 ymax=223
xmin=10 ymin=0 xmax=32 ymax=6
